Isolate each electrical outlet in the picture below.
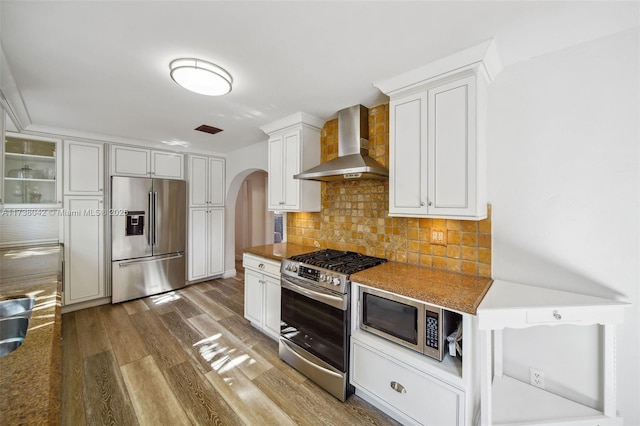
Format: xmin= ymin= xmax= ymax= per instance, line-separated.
xmin=430 ymin=228 xmax=447 ymax=245
xmin=529 ymin=368 xmax=545 ymax=389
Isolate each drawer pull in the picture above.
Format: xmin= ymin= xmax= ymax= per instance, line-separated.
xmin=553 ymin=311 xmax=562 ymax=320
xmin=390 ymin=381 xmax=406 ymax=394
xmin=258 ymin=263 xmax=265 ymax=269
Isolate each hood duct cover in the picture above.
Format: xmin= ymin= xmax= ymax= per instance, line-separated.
xmin=294 ymin=104 xmax=389 ymax=181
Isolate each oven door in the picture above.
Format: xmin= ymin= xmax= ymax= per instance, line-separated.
xmin=280 ymin=276 xmax=349 ymax=372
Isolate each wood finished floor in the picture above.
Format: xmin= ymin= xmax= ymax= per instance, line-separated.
xmin=61 ymin=265 xmax=401 ymax=426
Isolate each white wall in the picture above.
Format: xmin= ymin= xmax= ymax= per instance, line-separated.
xmin=488 ymin=28 xmax=639 ymax=423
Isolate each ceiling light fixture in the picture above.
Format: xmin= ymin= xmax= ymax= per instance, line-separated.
xmin=169 ymin=58 xmax=233 ymax=96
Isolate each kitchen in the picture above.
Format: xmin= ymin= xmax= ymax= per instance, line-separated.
xmin=0 ymin=2 xmax=638 ymax=426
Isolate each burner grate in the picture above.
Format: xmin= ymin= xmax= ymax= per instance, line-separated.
xmin=290 ymin=249 xmax=386 ymax=274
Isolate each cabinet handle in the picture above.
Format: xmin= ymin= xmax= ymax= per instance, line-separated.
xmin=553 ymin=311 xmax=562 ymax=320
xmin=279 ymin=201 xmax=285 ymax=205
xmin=390 ymin=381 xmax=406 ymax=394
xmin=428 ymin=200 xmax=432 ymax=206
xmin=258 ymin=263 xmax=265 ymax=269
xmin=420 ymin=201 xmax=425 ymax=207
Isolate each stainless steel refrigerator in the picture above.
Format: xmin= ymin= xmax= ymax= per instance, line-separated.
xmin=111 ymin=176 xmax=186 ymax=303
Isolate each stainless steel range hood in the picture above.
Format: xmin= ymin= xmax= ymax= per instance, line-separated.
xmin=294 ymin=104 xmax=389 ymax=182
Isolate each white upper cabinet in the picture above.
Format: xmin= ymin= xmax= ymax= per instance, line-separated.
xmin=188 ymin=155 xmax=225 ymax=207
xmin=3 ymin=132 xmax=62 ymax=207
xmin=64 ymin=140 xmax=104 ymax=195
xmin=260 ymin=112 xmax=323 ymax=212
xmin=208 ymin=157 xmax=225 ymax=206
xmin=110 ymin=144 xmax=184 ymax=179
xmin=110 ymin=145 xmax=150 ymax=177
xmin=376 ymin=40 xmax=501 ymax=220
xmin=151 ymin=150 xmax=184 ymax=179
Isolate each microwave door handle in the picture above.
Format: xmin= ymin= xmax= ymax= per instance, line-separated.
xmin=281 ymin=277 xmax=346 ymax=310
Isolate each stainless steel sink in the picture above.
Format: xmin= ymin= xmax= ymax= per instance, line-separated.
xmin=0 ymin=297 xmax=35 ymax=318
xmin=0 ymin=317 xmax=30 ymax=358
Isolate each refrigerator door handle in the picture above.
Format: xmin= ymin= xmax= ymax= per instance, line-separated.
xmin=117 ymin=251 xmax=184 ymax=267
xmin=148 ymin=191 xmax=154 ymax=246
xmin=153 ymin=191 xmax=159 ymax=246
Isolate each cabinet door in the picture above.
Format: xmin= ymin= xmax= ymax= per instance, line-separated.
xmin=263 ymin=275 xmax=281 ymax=339
xmin=64 ymin=197 xmax=105 ymax=305
xmin=267 ymin=134 xmax=284 ymax=209
xmin=4 ymin=133 xmax=61 ymax=206
xmin=111 ymin=145 xmax=150 ymax=177
xmin=188 ymin=208 xmax=208 ymax=281
xmin=208 ymin=157 xmax=225 ymax=206
xmin=206 ymin=208 xmax=224 ymax=276
xmin=282 ymin=129 xmax=301 ymax=209
xmin=389 ymin=92 xmax=428 ymax=216
xmin=244 ymin=269 xmax=264 ymax=326
xmin=0 ymin=112 xmax=4 ymax=204
xmin=189 ymin=155 xmax=208 ymax=207
xmin=427 ymin=75 xmax=477 ymax=217
xmin=151 ymin=150 xmax=184 ymax=179
xmin=64 ymin=140 xmax=104 ymax=195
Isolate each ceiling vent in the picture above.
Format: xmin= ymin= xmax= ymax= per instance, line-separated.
xmin=195 ymin=124 xmax=223 ymax=135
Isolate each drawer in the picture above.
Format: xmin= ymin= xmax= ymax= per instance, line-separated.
xmin=243 ymin=253 xmax=281 ymax=277
xmin=351 ymin=341 xmax=462 ymax=425
xmin=526 ymin=308 xmax=582 ymax=324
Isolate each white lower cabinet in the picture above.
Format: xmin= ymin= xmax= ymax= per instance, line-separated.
xmin=63 ymin=196 xmax=105 ymax=305
xmin=188 ymin=207 xmax=224 ymax=281
xmin=243 ymin=253 xmax=281 ymax=340
xmin=351 ymin=333 xmax=464 ymax=426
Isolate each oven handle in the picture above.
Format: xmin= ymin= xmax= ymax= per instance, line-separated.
xmin=281 ymin=276 xmax=347 ymax=311
xmin=279 ymin=337 xmax=343 ymax=379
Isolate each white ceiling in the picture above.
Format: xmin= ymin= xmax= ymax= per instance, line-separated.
xmin=1 ymin=1 xmax=638 ymax=155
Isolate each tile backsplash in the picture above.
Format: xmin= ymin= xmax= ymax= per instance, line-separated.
xmin=287 ymin=104 xmax=492 ymax=277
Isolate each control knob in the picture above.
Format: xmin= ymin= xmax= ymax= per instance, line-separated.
xmin=332 ymin=277 xmax=341 ymax=286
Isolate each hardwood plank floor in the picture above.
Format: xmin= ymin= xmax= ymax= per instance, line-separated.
xmin=61 ymin=311 xmax=86 ymax=426
xmin=61 ymin=268 xmax=401 ymax=426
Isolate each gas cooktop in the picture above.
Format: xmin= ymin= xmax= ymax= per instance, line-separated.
xmin=288 ymin=249 xmax=387 ymax=275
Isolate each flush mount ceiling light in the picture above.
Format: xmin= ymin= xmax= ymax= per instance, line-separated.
xmin=169 ymin=58 xmax=233 ymax=96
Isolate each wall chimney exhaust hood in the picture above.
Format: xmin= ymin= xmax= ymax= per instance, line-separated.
xmin=294 ymin=104 xmax=389 ymax=182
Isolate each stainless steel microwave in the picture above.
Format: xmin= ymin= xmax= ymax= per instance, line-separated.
xmin=359 ymin=286 xmax=459 ymax=361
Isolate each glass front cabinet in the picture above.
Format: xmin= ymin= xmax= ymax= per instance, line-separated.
xmin=3 ymin=132 xmax=62 ymax=207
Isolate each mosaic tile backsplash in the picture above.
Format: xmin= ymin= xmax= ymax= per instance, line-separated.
xmin=287 ymin=104 xmax=492 ymax=277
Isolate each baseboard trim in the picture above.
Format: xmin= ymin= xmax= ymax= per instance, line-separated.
xmin=62 ymin=296 xmax=111 ymax=313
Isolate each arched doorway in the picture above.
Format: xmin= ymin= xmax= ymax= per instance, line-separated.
xmin=225 ymin=168 xmax=274 ymax=277
xmin=234 ymin=170 xmax=272 ymax=271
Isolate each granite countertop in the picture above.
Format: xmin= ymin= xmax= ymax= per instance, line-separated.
xmin=244 ymin=242 xmax=318 ymax=262
xmin=351 ymin=262 xmax=493 ymax=315
xmin=0 ymin=244 xmax=62 ymax=425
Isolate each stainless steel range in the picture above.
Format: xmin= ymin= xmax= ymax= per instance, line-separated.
xmin=279 ymin=249 xmax=386 ymax=401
